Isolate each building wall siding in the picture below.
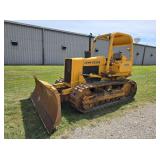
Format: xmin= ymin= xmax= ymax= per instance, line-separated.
xmin=43 ymin=30 xmax=89 ymax=64
xmin=4 ymin=23 xmax=43 ymax=64
xmin=133 ymin=45 xmax=145 ymax=65
xmin=143 ymin=46 xmax=156 ymax=65
xmin=93 ymin=40 xmax=109 ymax=57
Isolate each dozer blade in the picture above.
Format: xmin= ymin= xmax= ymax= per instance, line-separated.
xmin=31 ymin=77 xmax=61 ymax=134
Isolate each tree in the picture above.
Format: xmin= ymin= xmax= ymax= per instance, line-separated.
xmin=134 ymin=38 xmax=141 ymax=43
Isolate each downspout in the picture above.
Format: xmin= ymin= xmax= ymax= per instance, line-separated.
xmin=142 ymin=46 xmax=146 ymax=65
xmin=42 ymin=28 xmax=45 ymax=65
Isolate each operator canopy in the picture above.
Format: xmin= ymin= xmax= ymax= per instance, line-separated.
xmin=94 ymin=32 xmax=133 ymax=46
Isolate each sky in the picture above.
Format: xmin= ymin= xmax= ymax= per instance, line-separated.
xmin=16 ymin=20 xmax=156 ymax=46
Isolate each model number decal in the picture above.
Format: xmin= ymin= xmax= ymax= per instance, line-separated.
xmin=84 ymin=61 xmax=100 ymax=65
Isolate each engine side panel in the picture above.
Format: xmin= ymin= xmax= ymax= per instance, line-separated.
xmin=64 ymin=56 xmax=106 ymax=87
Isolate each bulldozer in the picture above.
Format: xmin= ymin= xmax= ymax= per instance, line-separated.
xmin=31 ymin=32 xmax=137 ymax=134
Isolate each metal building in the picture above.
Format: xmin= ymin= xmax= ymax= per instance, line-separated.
xmin=4 ymin=22 xmax=43 ymax=64
xmin=143 ymin=46 xmax=156 ymax=65
xmin=4 ymin=21 xmax=89 ymax=65
xmin=4 ymin=20 xmax=156 ymax=65
xmin=43 ymin=30 xmax=89 ymax=64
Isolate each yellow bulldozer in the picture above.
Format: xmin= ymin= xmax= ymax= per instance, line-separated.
xmin=31 ymin=32 xmax=137 ymax=134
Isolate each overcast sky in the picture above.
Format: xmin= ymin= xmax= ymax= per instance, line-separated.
xmin=16 ymin=20 xmax=156 ymax=46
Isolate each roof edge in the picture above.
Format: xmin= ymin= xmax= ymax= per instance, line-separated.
xmin=4 ymin=20 xmax=90 ymax=37
xmin=4 ymin=20 xmax=156 ymax=48
xmin=133 ymin=43 xmax=156 ymax=48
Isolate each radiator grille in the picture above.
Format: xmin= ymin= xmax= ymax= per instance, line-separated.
xmin=64 ymin=59 xmax=72 ymax=83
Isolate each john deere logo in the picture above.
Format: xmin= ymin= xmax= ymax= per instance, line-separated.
xmin=84 ymin=61 xmax=100 ymax=65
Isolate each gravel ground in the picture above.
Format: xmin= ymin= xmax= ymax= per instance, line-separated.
xmin=61 ymin=104 xmax=156 ymax=139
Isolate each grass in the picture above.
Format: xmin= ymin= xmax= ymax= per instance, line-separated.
xmin=4 ymin=65 xmax=156 ymax=138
